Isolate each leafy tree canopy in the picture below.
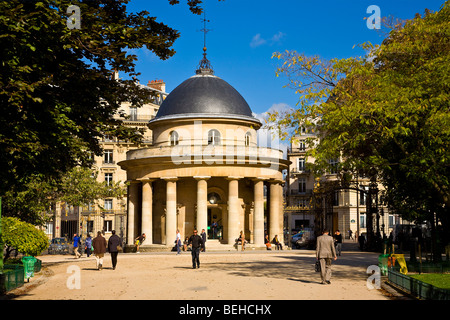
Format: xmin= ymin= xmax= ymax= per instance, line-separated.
xmin=0 ymin=0 xmax=216 ymax=200
xmin=271 ymin=2 xmax=449 ymax=232
xmin=2 ymin=167 xmax=126 ymax=225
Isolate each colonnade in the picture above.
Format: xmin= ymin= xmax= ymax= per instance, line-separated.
xmin=126 ymin=176 xmax=284 ymax=247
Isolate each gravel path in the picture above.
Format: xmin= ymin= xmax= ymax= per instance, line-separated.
xmin=7 ymin=244 xmax=390 ymax=300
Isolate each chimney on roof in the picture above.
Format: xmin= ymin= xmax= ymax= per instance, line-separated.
xmin=147 ymin=79 xmax=166 ymax=93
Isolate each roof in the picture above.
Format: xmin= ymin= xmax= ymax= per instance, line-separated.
xmin=151 ymin=69 xmax=260 ymax=125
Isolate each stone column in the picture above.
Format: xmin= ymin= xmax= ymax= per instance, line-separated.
xmin=163 ymin=177 xmax=178 ymax=246
xmin=278 ymin=182 xmax=285 ymax=244
xmin=194 ymin=176 xmax=210 ymax=236
xmin=253 ymin=178 xmax=265 ymax=246
xmin=269 ymin=180 xmax=281 ymax=241
xmin=127 ymin=181 xmax=140 ymax=245
xmin=227 ymin=177 xmax=241 ymax=245
xmin=141 ymin=179 xmax=154 ymax=245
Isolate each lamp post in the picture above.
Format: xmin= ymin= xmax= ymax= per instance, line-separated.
xmin=366 ymin=174 xmax=379 ymax=251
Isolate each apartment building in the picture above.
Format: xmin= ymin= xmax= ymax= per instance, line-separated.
xmin=48 ymin=76 xmax=167 ymax=241
xmin=286 ymin=126 xmax=397 ymax=244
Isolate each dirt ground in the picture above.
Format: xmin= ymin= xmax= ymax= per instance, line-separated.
xmin=6 ymin=243 xmax=391 ymax=301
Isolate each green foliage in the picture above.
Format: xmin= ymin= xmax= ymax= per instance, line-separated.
xmin=2 ymin=217 xmax=49 ymax=259
xmin=0 ymin=0 xmax=218 ymax=199
xmin=58 ymin=167 xmax=127 ymax=208
xmin=271 ymin=2 xmax=450 ymax=231
xmin=409 ymin=274 xmax=450 ymax=290
xmin=2 ymin=174 xmax=58 ymax=225
xmin=2 ymin=167 xmax=127 ymax=225
xmin=0 ymin=0 xmax=223 ymax=222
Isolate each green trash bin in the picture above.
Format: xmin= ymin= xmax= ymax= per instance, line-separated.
xmin=22 ymin=256 xmax=37 ymax=281
xmin=378 ymin=254 xmax=389 ymax=276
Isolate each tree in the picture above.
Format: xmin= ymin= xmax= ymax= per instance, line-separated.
xmin=2 ymin=167 xmax=127 ymax=225
xmin=2 ymin=217 xmax=49 ymax=260
xmin=1 ymin=174 xmax=58 ymax=225
xmin=0 ymin=0 xmax=217 ymax=200
xmin=58 ymin=167 xmax=126 ymax=208
xmin=271 ymin=2 xmax=450 ymax=257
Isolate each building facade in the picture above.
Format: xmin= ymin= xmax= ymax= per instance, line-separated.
xmin=118 ymin=59 xmax=289 ymax=250
xmin=47 ymin=75 xmax=167 ymax=241
xmin=286 ymin=128 xmax=398 ymax=244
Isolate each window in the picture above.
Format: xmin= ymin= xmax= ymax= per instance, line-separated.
xmin=104 ymin=150 xmax=114 ymax=164
xmin=105 ymin=173 xmax=113 ymax=186
xmin=208 ymin=129 xmax=221 ymax=145
xmin=360 ymin=186 xmax=368 ymax=205
xmin=104 ymin=220 xmax=113 ymax=233
xmin=87 ymin=221 xmax=94 ymax=234
xmin=360 ymin=213 xmax=366 ymax=228
xmin=129 ymin=107 xmax=137 ymax=121
xmin=45 ymin=222 xmax=53 ymax=235
xmin=298 ymin=158 xmax=305 ymax=171
xmin=169 ymin=131 xmax=179 ymax=146
xmin=389 ymin=214 xmax=394 ymax=228
xmin=299 ymin=140 xmax=306 ymax=151
xmin=294 ymin=198 xmax=308 ymax=208
xmin=329 ymin=158 xmax=339 ymax=174
xmin=104 ymin=199 xmax=113 ymax=210
xmin=245 ymin=132 xmax=251 ymax=147
xmin=298 ymin=178 xmax=306 ymax=193
xmin=103 ymin=135 xmax=114 ymax=142
xmin=333 ymin=191 xmax=339 ymax=206
xmin=87 ymin=202 xmax=95 ymax=211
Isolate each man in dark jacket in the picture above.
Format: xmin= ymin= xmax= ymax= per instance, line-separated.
xmin=188 ymin=229 xmax=204 ymax=269
xmin=108 ymin=230 xmax=121 ymax=270
xmin=93 ymin=231 xmax=107 ymax=270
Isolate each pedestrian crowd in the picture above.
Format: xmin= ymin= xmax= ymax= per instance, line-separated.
xmin=71 ymin=230 xmax=122 ymax=271
xmin=69 ymin=228 xmax=350 ymax=285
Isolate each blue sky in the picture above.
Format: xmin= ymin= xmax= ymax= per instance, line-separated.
xmin=126 ymin=0 xmax=445 ymax=117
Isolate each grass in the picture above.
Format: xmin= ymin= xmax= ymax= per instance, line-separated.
xmin=409 ymin=273 xmax=450 ymax=290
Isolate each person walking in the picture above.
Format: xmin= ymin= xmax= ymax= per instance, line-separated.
xmin=176 ymin=229 xmax=182 ymax=255
xmin=188 ymin=229 xmax=204 ymax=269
xmin=201 ymin=229 xmax=207 ymax=252
xmin=316 ymin=230 xmax=337 ymax=285
xmin=108 ymin=230 xmax=121 ymax=270
xmin=85 ymin=233 xmax=92 ymax=258
xmin=334 ymin=230 xmax=343 ymax=256
xmin=93 ymin=231 xmax=107 ymax=270
xmin=135 ymin=233 xmax=146 ymax=253
xmin=73 ymin=233 xmax=81 ymax=259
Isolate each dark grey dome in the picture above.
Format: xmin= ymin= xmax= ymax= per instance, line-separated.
xmin=154 ymin=73 xmax=254 ymax=120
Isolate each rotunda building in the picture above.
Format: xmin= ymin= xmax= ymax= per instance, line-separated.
xmin=119 ymin=58 xmax=289 ymax=251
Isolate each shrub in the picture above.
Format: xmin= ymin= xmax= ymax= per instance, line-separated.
xmin=2 ymin=217 xmax=49 ymax=260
